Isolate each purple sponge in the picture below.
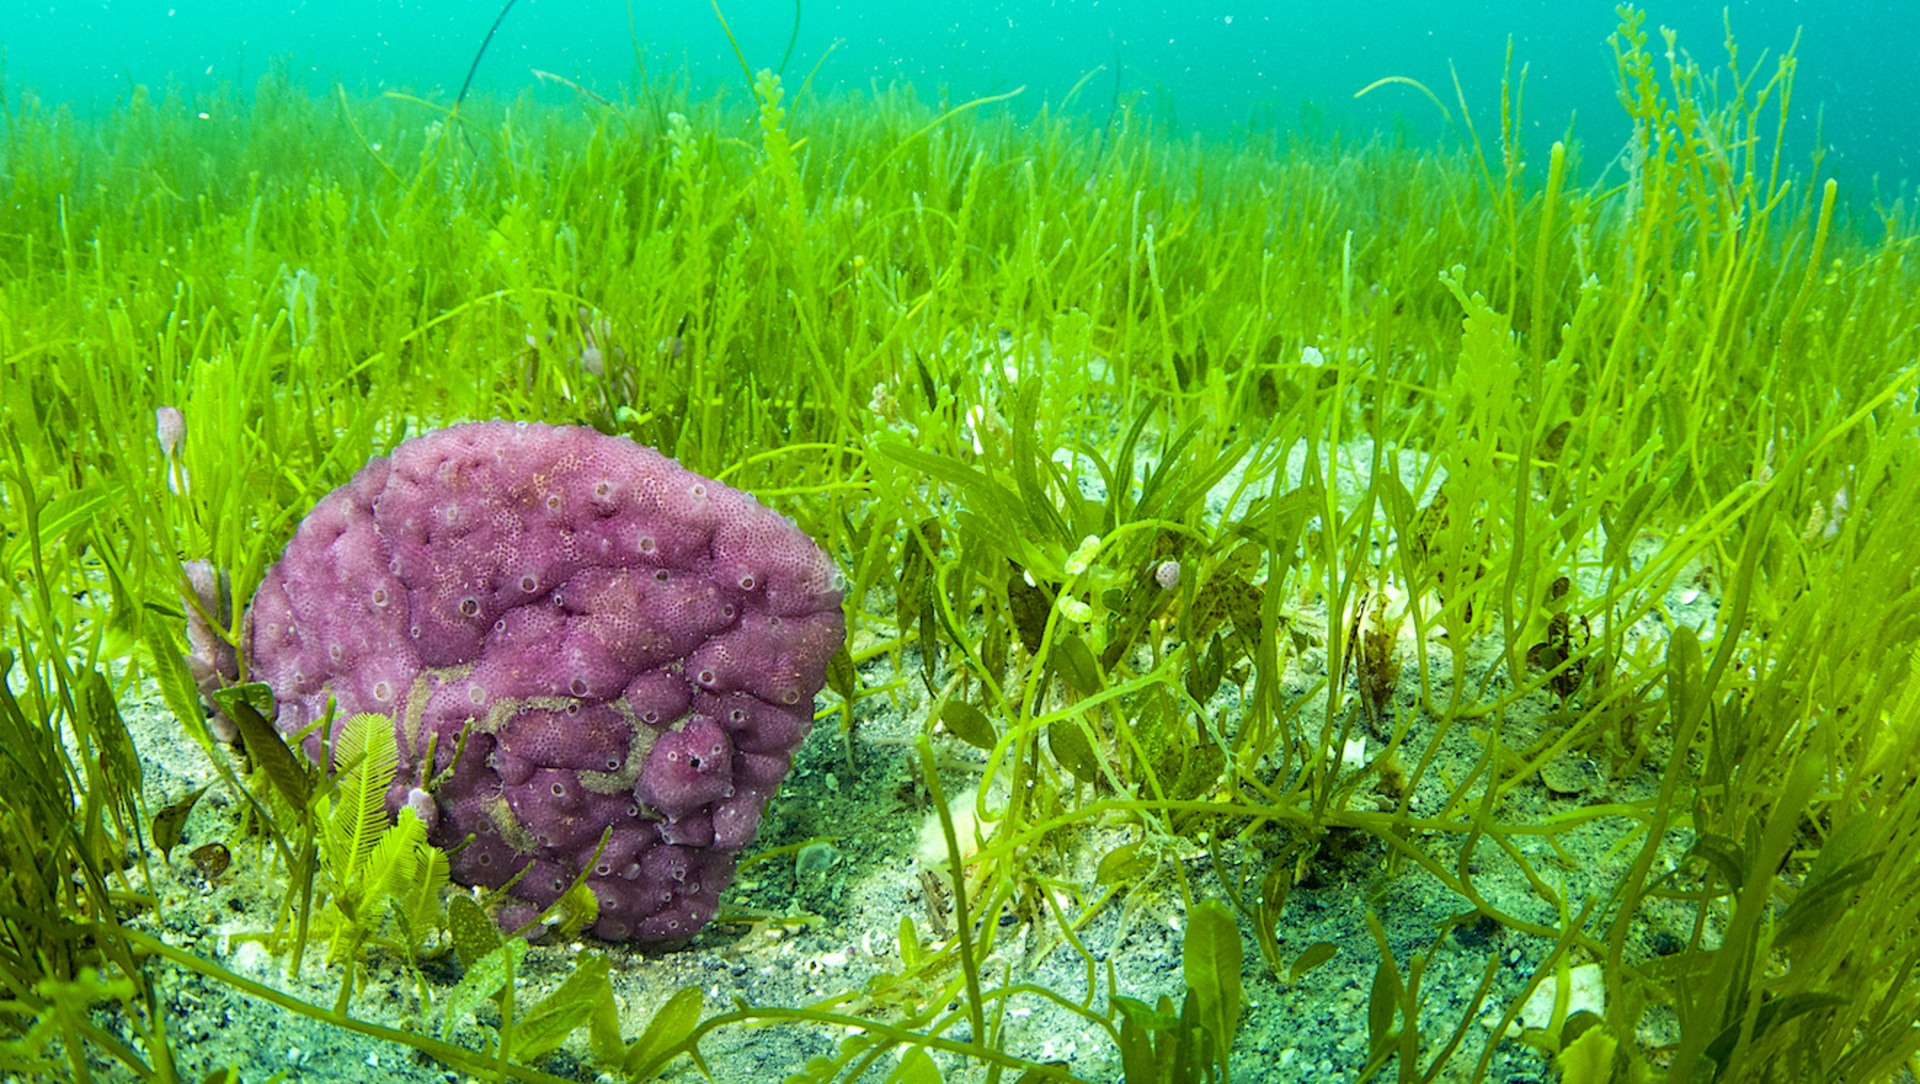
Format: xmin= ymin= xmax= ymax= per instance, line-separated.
xmin=247 ymin=421 xmax=844 ymax=941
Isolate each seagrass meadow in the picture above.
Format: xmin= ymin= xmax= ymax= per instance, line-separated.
xmin=5 ymin=6 xmax=1920 ymax=1082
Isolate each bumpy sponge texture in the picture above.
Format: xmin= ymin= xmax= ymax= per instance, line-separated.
xmin=249 ymin=421 xmax=844 ymax=941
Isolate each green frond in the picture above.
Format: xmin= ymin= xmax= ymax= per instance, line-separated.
xmin=320 ymin=712 xmax=399 ymax=911
xmin=394 ymin=829 xmax=452 ymax=954
xmin=354 ymin=803 xmax=424 ymax=918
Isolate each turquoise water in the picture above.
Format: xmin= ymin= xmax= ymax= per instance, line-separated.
xmin=7 ymin=2 xmax=1916 ymax=191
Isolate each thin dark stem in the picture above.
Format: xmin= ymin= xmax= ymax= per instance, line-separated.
xmin=778 ymin=1 xmax=803 ymax=76
xmin=458 ymin=0 xmax=523 ymax=110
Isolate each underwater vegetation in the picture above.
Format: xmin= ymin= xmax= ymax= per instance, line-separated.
xmin=3 ymin=4 xmax=1920 ymax=1081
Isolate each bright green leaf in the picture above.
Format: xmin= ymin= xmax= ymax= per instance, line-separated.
xmin=1289 ymin=942 xmax=1338 ymax=985
xmin=622 ymin=984 xmax=705 ymax=1077
xmin=885 ymin=1046 xmax=943 ymax=1084
xmin=1182 ymin=899 xmax=1242 ymax=1062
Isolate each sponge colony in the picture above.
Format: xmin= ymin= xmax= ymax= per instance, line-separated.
xmin=248 ymin=420 xmax=845 ymax=942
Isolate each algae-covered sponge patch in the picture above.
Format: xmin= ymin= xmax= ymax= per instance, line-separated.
xmin=248 ymin=420 xmax=845 ymax=941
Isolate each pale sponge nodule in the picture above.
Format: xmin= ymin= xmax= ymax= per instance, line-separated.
xmin=248 ymin=420 xmax=845 ymax=942
xmin=916 ymin=783 xmax=997 ymax=872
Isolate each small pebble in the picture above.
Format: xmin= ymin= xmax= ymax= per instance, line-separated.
xmin=1154 ymin=559 xmax=1180 ymax=590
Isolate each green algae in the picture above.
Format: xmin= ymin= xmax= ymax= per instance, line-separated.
xmin=3 ymin=5 xmax=1920 ymax=1081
